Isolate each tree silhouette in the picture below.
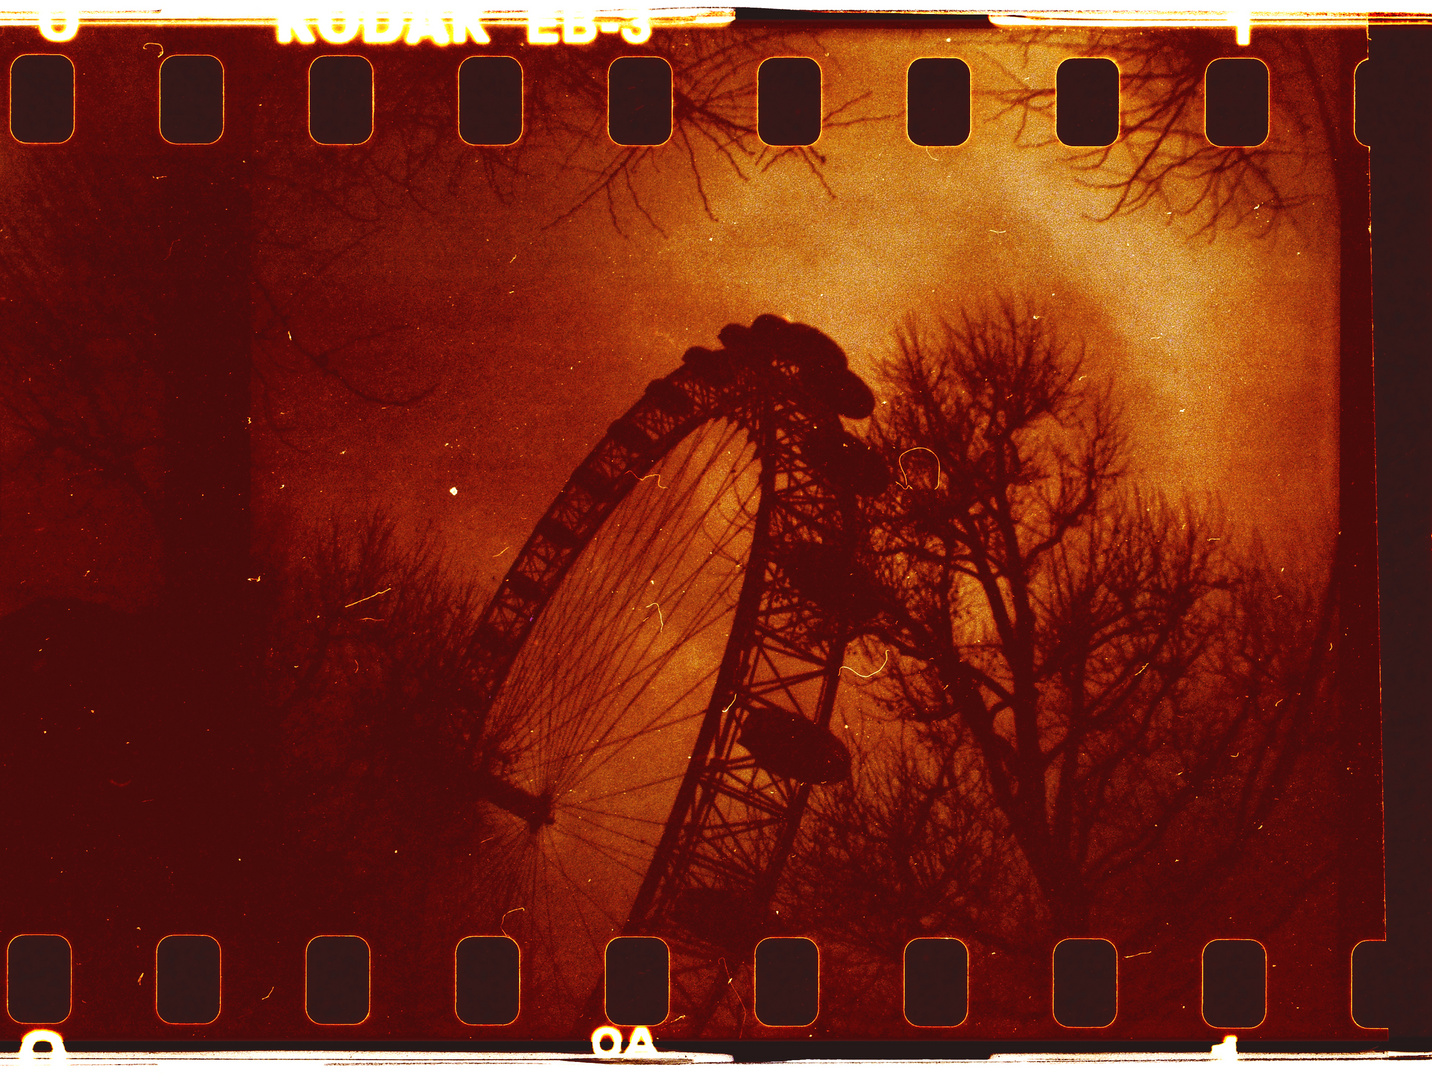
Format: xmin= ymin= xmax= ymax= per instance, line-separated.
xmin=260 ymin=515 xmax=486 ymax=874
xmin=788 ymin=303 xmax=1336 ymax=1031
xmin=990 ymin=28 xmax=1371 ymax=686
xmin=987 ymin=25 xmax=1380 ymax=1015
xmin=993 ymin=29 xmax=1360 ymax=238
xmin=258 ymin=26 xmax=858 ymax=232
xmin=246 ymin=26 xmax=877 ymax=444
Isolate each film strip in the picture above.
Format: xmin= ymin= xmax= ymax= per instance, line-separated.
xmin=0 ymin=4 xmax=1426 ymax=1057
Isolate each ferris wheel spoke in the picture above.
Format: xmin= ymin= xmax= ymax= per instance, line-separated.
xmin=565 ymin=717 xmax=711 ymax=784
xmin=495 ymin=450 xmax=757 ymax=789
xmin=544 ymin=841 xmax=635 ymax=932
xmin=527 ymin=464 xmax=750 ymax=667
xmin=571 ymin=802 xmax=680 ymax=828
xmin=552 ymin=854 xmax=647 ymax=902
xmin=561 ymin=809 xmax=670 ymax=853
xmin=575 ymin=780 xmax=696 ymax=813
xmin=531 ymin=599 xmax=741 ymax=782
xmin=552 ymin=649 xmax=728 ymax=791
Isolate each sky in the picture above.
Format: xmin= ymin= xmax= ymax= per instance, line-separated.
xmin=0 ymin=25 xmax=1340 ymax=621
xmin=254 ymin=27 xmax=1339 ymax=599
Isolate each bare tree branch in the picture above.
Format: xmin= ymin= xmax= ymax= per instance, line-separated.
xmin=791 ymin=302 xmax=1335 ymax=1027
xmin=988 ymin=30 xmax=1324 ymax=239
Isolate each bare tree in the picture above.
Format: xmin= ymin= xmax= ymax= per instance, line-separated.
xmin=991 ymin=23 xmax=1380 ymax=987
xmin=258 ymin=28 xmax=873 ymax=231
xmin=787 ymin=303 xmax=1334 ymax=1029
xmin=992 ymin=29 xmax=1359 ymax=240
xmin=263 ymin=510 xmax=491 ymax=863
xmin=248 ymin=26 xmax=886 ymax=447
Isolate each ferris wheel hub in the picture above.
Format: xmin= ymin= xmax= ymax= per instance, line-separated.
xmin=476 ymin=769 xmax=557 ymax=832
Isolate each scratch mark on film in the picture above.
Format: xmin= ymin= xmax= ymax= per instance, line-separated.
xmin=896 ymin=446 xmax=942 ymax=490
xmin=500 ymin=907 xmax=525 ymax=936
xmin=345 ymin=587 xmax=392 ymax=609
xmin=840 ymin=649 xmax=890 ymax=680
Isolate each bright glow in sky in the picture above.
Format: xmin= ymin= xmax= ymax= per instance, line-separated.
xmin=252 ymin=28 xmax=1337 ymax=597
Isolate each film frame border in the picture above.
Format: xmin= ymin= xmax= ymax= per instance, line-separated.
xmin=0 ymin=1 xmax=1426 ymax=1060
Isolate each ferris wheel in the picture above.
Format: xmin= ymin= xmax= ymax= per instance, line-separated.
xmin=459 ymin=315 xmax=888 ymax=1037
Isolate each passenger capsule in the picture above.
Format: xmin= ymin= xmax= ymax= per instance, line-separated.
xmin=803 ymin=365 xmax=876 ymax=419
xmin=737 ymin=706 xmax=852 ymax=784
xmin=781 ymin=542 xmax=884 ymax=625
xmin=748 ymin=314 xmax=849 ymax=375
xmin=681 ymin=345 xmax=735 ymax=386
xmin=806 ymin=425 xmax=892 ymax=496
